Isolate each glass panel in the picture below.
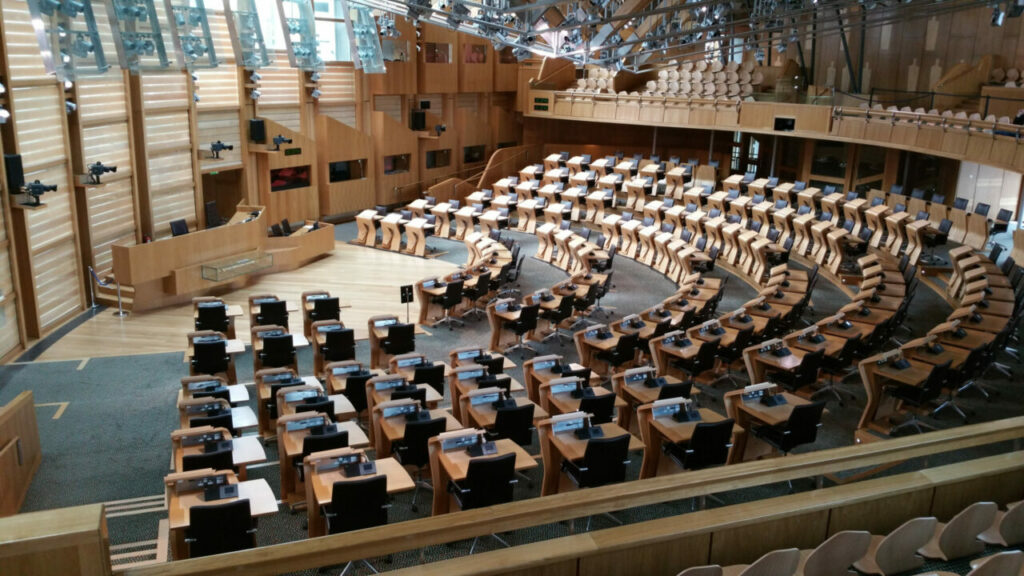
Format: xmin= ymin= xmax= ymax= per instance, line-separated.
xmin=329 ymin=158 xmax=366 ymax=182
xmin=202 ymin=251 xmax=273 ymax=282
xmin=856 ymin=145 xmax=886 ymax=180
xmin=464 ymin=145 xmax=486 ymax=164
xmin=26 ymin=0 xmax=108 ymax=80
xmin=229 ymin=0 xmax=273 ymax=68
xmin=463 ymin=43 xmax=486 ymax=64
xmin=810 ymin=141 xmax=848 ymax=178
xmin=280 ymin=0 xmax=322 ymax=70
xmin=425 ymin=149 xmax=451 ymax=169
xmin=383 ymin=154 xmax=410 ymax=174
xmin=424 ymin=43 xmax=451 ymax=63
xmin=315 ymin=19 xmax=350 ymax=61
xmin=168 ymin=0 xmax=219 ymax=69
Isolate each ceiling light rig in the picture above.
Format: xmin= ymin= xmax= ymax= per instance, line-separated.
xmin=349 ymin=0 xmax=999 ymax=72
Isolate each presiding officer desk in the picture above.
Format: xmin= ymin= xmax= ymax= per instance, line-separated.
xmin=112 ymin=205 xmax=334 ymax=311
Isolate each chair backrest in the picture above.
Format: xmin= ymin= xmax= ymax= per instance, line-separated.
xmin=399 ymin=417 xmax=447 ymax=466
xmin=258 ymin=300 xmax=289 ymax=326
xmin=919 ymin=361 xmax=951 ymax=400
xmin=185 ymin=499 xmax=255 ymax=557
xmin=614 ymin=332 xmax=639 ymax=356
xmin=384 ymin=323 xmax=416 ymax=354
xmin=795 ymin=349 xmax=825 ymax=383
xmin=579 ymin=434 xmax=630 ymax=487
xmin=737 ymin=547 xmax=800 ymax=576
xmin=967 ymin=550 xmax=1024 ymax=576
xmin=182 ymin=448 xmax=233 ymax=472
xmin=412 ymin=364 xmax=446 ymax=396
xmin=392 ymin=387 xmax=428 ymax=408
xmin=323 ymin=328 xmax=355 ymax=362
xmin=281 ymin=219 xmax=293 ymax=234
xmin=189 ymin=412 xmax=233 ymax=434
xmin=517 ymin=304 xmax=541 ymax=331
xmin=170 ymin=219 xmax=189 ymax=237
xmin=657 ymin=381 xmax=692 ymax=400
xmin=196 ymin=305 xmax=228 ymax=331
xmin=261 ymin=334 xmax=295 ymax=367
xmin=579 ymin=393 xmax=616 ymax=424
xmin=193 ymin=340 xmax=228 ymax=374
xmin=343 ymin=373 xmax=372 ymax=413
xmin=470 ymin=272 xmax=492 ymax=297
xmin=938 ymin=218 xmax=953 ymax=234
xmin=204 ymin=201 xmax=220 ymax=229
xmin=312 ymin=297 xmax=340 ymax=321
xmin=975 ymin=202 xmax=991 ymax=216
xmin=328 ymin=475 xmax=388 ymax=534
xmin=781 ymin=400 xmax=827 ymax=450
xmin=301 ymin=429 xmax=349 ymax=457
xmin=459 ymin=452 xmax=517 ymax=509
xmin=937 ymin=501 xmax=998 ymax=559
xmin=694 ymin=340 xmax=719 ymax=372
xmin=675 ymin=567 xmax=722 ymax=576
xmin=684 ymin=419 xmax=735 ymax=470
xmin=994 ymin=501 xmax=1024 ymax=546
xmin=494 ymin=403 xmax=535 ymax=446
xmin=874 ymin=516 xmax=938 ymax=574
xmin=295 ymin=398 xmax=334 ymax=420
xmin=802 ymin=530 xmax=872 ymax=576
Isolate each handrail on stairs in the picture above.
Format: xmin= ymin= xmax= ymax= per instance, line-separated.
xmin=87 ymin=266 xmax=129 ymax=317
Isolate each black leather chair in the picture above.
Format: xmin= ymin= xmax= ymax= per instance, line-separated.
xmin=182 ymin=447 xmax=234 ymax=473
xmin=817 ymin=335 xmax=863 ymax=406
xmin=561 ymin=434 xmax=631 ymax=529
xmin=342 ymin=372 xmax=372 ymax=416
xmin=751 ymin=400 xmax=827 ymax=489
xmin=259 ymin=334 xmax=295 ymax=369
xmin=184 ymin=499 xmax=256 ymax=557
xmin=571 ymin=284 xmax=600 ymax=327
xmin=769 ymin=349 xmax=824 ymax=394
xmin=192 ymin=340 xmax=229 ymax=376
xmin=713 ymin=327 xmax=754 ymax=388
xmin=412 ymin=364 xmax=446 ymax=397
xmin=462 ymin=272 xmax=492 ymax=320
xmin=504 ymin=304 xmax=540 ymax=357
xmin=188 ymin=412 xmax=234 ymax=435
xmin=256 ymin=300 xmax=289 ymax=328
xmin=170 ymin=219 xmax=190 ymax=237
xmin=488 ymin=404 xmax=535 ymax=447
xmin=921 ymin=219 xmax=952 ymax=265
xmin=294 ymin=397 xmax=334 ymax=420
xmin=656 ymin=381 xmax=693 ymax=400
xmin=294 ymin=429 xmax=349 ymax=481
xmin=664 ymin=419 xmax=735 ymax=487
xmin=448 ymin=453 xmax=518 ymax=553
xmin=886 ymin=361 xmax=950 ymax=435
xmin=382 ymin=323 xmax=416 ymax=356
xmin=321 ymin=328 xmax=355 ymax=362
xmin=393 ymin=417 xmax=446 ymax=512
xmin=310 ymin=297 xmax=340 ymax=324
xmin=431 ymin=280 xmax=465 ymax=330
xmin=323 ymin=475 xmax=389 ymax=573
xmin=195 ymin=304 xmax=229 ymax=333
xmin=392 ymin=387 xmax=428 ymax=408
xmin=596 ymin=332 xmax=639 ymax=371
xmin=592 ymin=272 xmax=615 ymax=317
xmin=540 ymin=294 xmax=576 ymax=345
xmin=638 ymin=318 xmax=673 ymax=357
xmin=672 ymin=340 xmax=718 ymax=381
xmin=579 ymin=393 xmax=616 ymax=425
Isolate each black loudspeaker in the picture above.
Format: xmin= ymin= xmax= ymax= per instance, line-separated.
xmin=410 ymin=110 xmax=426 ymax=131
xmin=4 ymin=154 xmax=24 ymax=192
xmin=249 ymin=119 xmax=266 ymax=143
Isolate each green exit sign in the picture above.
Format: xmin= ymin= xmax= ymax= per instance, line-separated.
xmin=284 ymin=147 xmax=302 ymax=156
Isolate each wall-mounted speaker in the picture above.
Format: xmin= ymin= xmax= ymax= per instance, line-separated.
xmin=4 ymin=154 xmax=24 ymax=192
xmin=249 ymin=119 xmax=266 ymax=143
xmin=410 ymin=110 xmax=426 ymax=132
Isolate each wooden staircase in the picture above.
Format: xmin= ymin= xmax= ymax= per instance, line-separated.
xmin=93 ymin=275 xmax=135 ymax=311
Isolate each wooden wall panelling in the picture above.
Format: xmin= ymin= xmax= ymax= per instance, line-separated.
xmin=0 ymin=391 xmax=41 ymax=516
xmin=0 ymin=4 xmax=27 ymax=358
xmin=826 ymin=488 xmax=935 ymax=537
xmin=372 ymin=111 xmax=419 ymax=205
xmin=254 ymin=119 xmax=319 ymax=223
xmin=319 ymin=103 xmax=358 ymax=128
xmin=493 ymin=48 xmax=519 ymax=92
xmin=456 ymin=94 xmax=490 ymax=175
xmin=419 ymin=109 xmax=459 ymax=185
xmin=490 ymin=93 xmax=521 ymax=148
xmin=709 ymin=509 xmax=829 ymax=566
xmin=0 ymin=0 xmax=51 ymax=83
xmin=458 ymin=33 xmax=493 ymax=93
xmin=256 ymin=58 xmax=302 ymax=133
xmin=418 ymin=25 xmax=459 ymax=94
xmin=6 ymin=81 xmax=84 ymax=337
xmin=515 ymin=60 xmax=545 ymax=112
xmin=0 ymin=503 xmax=112 ymax=576
xmin=578 ymin=533 xmax=710 ymax=576
xmin=476 ymin=144 xmax=545 ymax=190
xmin=197 ymin=109 xmax=244 ymax=170
xmin=367 ymin=18 xmax=417 ymax=95
xmin=315 ymin=114 xmax=375 ymax=217
xmin=930 ymin=470 xmax=1024 ymax=522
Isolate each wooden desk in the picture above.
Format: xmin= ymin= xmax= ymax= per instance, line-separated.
xmin=277 ymin=413 xmax=370 ymax=505
xmin=856 ymin=354 xmax=932 ymax=437
xmin=373 ymin=407 xmax=462 ymax=456
xmin=538 ymin=419 xmax=643 ymax=496
xmin=429 ymin=437 xmax=538 ymax=515
xmin=256 ymin=374 xmax=319 ymax=437
xmin=742 ymin=344 xmax=805 ymax=383
xmin=463 ymin=396 xmax=549 ymax=429
xmin=304 ymin=451 xmax=414 ymax=537
xmin=614 ymin=371 xmax=691 ymax=432
xmin=171 ymin=427 xmax=267 ymax=480
xmin=165 ymin=472 xmax=277 ymax=560
xmin=449 ymin=367 xmax=526 ymax=421
xmin=724 ymin=390 xmax=811 ymax=461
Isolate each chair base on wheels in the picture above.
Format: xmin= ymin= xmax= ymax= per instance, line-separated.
xmin=889 ymin=413 xmax=938 ymax=436
xmin=504 ymin=335 xmax=538 ymax=357
xmin=469 ymin=533 xmax=510 ymax=555
xmin=431 ymin=312 xmax=464 ymax=330
xmin=932 ymin=393 xmax=970 ymax=421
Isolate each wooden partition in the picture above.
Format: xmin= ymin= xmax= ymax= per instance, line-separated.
xmin=476 ymin=144 xmax=545 ymax=190
xmin=458 ymin=33 xmax=493 ymax=93
xmin=0 ymin=391 xmax=41 ymax=516
xmin=425 ymin=177 xmax=476 ymax=204
xmin=418 ymin=26 xmax=459 ymax=94
xmin=255 ymin=58 xmax=302 ymax=133
xmin=456 ymin=94 xmax=491 ymax=175
xmin=0 ymin=503 xmax=111 ymax=576
xmin=372 ymin=112 xmax=420 ymax=205
xmin=419 ymin=108 xmax=460 ymax=185
xmin=367 ymin=18 xmax=417 ymax=95
xmin=253 ymin=119 xmax=319 ymax=224
xmin=315 ymin=115 xmax=375 ymax=217
xmin=493 ymin=48 xmax=519 ymax=93
xmin=0 ymin=135 xmax=24 ymax=359
xmin=113 ymin=417 xmax=1024 ymax=576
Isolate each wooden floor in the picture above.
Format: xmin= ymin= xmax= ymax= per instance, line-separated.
xmin=33 ymin=242 xmax=456 ymax=362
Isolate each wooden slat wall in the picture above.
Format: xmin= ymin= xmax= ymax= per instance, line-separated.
xmin=10 ymin=82 xmax=82 ymax=333
xmin=374 ymin=95 xmax=403 ymax=124
xmin=141 ymin=72 xmax=197 ymax=238
xmin=256 ymin=58 xmax=301 ymax=132
xmin=197 ymin=110 xmax=243 ymax=164
xmin=258 ymin=107 xmax=301 ymax=132
xmin=0 ymin=0 xmax=49 ymax=83
xmin=318 ymin=63 xmax=357 ymax=103
xmin=417 ymin=94 xmax=444 ymax=117
xmin=0 ymin=164 xmax=19 ymax=357
xmin=319 ymin=104 xmax=357 ymax=128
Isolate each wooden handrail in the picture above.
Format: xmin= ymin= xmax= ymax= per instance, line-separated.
xmin=118 ymin=416 xmax=1024 ymax=576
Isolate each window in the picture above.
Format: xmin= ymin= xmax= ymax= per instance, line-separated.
xmin=811 ymin=141 xmax=848 ymax=179
xmin=425 ymin=149 xmax=451 ymax=169
xmin=311 ymin=0 xmax=351 ymax=61
xmin=463 ymin=44 xmax=487 ymax=64
xmin=463 ymin=145 xmax=486 ymax=164
xmin=270 ymin=165 xmax=311 ymax=191
xmin=424 ymin=43 xmax=451 ymax=63
xmin=383 ymin=154 xmax=410 ymax=175
xmin=329 ymin=159 xmax=366 ymax=182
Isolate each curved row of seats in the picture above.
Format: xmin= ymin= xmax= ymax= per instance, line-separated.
xmin=676 ymin=499 xmax=1024 ymax=576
